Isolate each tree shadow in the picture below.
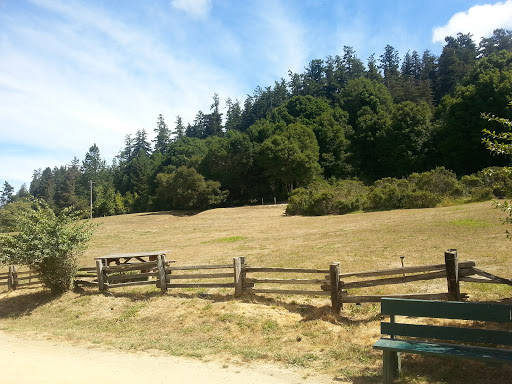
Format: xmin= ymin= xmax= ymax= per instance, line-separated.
xmin=138 ymin=210 xmax=200 ymax=217
xmin=0 ymin=290 xmax=61 ymax=319
xmin=98 ymin=288 xmax=383 ymax=325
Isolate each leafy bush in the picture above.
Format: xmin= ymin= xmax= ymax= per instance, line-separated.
xmin=460 ymin=174 xmax=494 ymax=202
xmin=408 ymin=167 xmax=462 ymax=197
xmin=480 ymin=167 xmax=512 ymax=198
xmin=286 ymin=180 xmax=367 ymax=215
xmin=367 ymin=178 xmax=413 ymax=210
xmin=402 ymin=190 xmax=442 ymax=209
xmin=156 ymin=166 xmax=228 ymax=210
xmin=0 ymin=199 xmax=95 ymax=293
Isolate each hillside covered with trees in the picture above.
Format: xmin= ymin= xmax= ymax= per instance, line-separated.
xmin=2 ymin=30 xmax=512 ymax=217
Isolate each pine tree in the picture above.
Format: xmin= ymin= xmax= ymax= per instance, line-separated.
xmin=153 ymin=114 xmax=171 ymax=154
xmin=0 ymin=181 xmax=14 ymax=207
xmin=174 ymin=116 xmax=185 ymax=140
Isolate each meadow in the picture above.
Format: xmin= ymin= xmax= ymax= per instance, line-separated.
xmin=1 ymin=201 xmax=511 ymax=383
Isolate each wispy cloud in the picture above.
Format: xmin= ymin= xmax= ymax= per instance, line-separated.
xmin=432 ymin=0 xmax=512 ymax=43
xmin=171 ymin=0 xmax=212 ymax=18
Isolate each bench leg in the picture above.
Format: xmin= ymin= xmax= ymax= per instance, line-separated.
xmin=383 ymin=351 xmax=401 ymax=384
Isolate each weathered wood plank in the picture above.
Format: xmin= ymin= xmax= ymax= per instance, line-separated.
xmin=460 ymin=277 xmax=503 ymax=284
xmin=245 ymin=288 xmax=331 ymax=296
xmin=77 ymin=267 xmax=97 ymax=272
xmin=330 ymin=262 xmax=342 ymax=313
xmin=16 ymin=282 xmax=42 ymax=288
xmin=96 ymin=260 xmax=105 ymax=292
xmin=166 ymin=282 xmax=236 ymax=288
xmin=341 ymin=293 xmax=454 ymax=303
xmin=233 ymin=257 xmax=244 ymax=297
xmin=472 ymin=268 xmax=512 ymax=286
xmin=445 ymin=249 xmax=461 ymax=300
xmin=107 ymin=272 xmax=158 ymax=282
xmin=337 ymin=261 xmax=476 ymax=279
xmin=157 ymin=254 xmax=168 ymax=294
xmin=98 ymin=250 xmax=171 ymax=259
xmin=16 ymin=276 xmax=41 ymax=282
xmin=74 ymin=280 xmax=99 ymax=287
xmin=168 ymin=273 xmax=234 ymax=280
xmin=343 ymin=271 xmax=449 ymax=289
xmin=74 ymin=274 xmax=97 ymax=278
xmin=104 ymin=262 xmax=158 ymax=272
xmin=167 ymin=264 xmax=232 ymax=271
xmin=245 ymin=267 xmax=330 ymax=274
xmin=106 ymin=280 xmax=155 ymax=288
xmin=0 ymin=281 xmax=9 ymax=286
xmin=246 ymin=278 xmax=330 ymax=285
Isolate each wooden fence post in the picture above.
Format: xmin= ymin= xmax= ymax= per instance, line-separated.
xmin=157 ymin=254 xmax=168 ymax=294
xmin=95 ymin=259 xmax=106 ymax=292
xmin=8 ymin=266 xmax=13 ymax=290
xmin=234 ymin=257 xmax=245 ymax=297
xmin=445 ymin=249 xmax=461 ymax=301
xmin=330 ymin=262 xmax=342 ymax=314
xmin=8 ymin=266 xmax=18 ymax=290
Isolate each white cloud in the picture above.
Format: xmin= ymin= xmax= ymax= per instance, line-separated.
xmin=171 ymin=0 xmax=212 ymax=18
xmin=433 ymin=0 xmax=512 ymax=43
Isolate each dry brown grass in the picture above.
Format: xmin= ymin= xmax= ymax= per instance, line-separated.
xmin=1 ymin=201 xmax=512 ymax=383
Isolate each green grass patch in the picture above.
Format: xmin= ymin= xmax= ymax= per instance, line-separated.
xmin=201 ymin=236 xmax=248 ymax=244
xmin=448 ymin=219 xmax=490 ymax=228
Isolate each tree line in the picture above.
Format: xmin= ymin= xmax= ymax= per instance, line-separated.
xmin=2 ymin=29 xmax=512 ymax=217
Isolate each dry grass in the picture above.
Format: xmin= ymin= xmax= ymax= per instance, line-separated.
xmin=1 ymin=201 xmax=512 ymax=383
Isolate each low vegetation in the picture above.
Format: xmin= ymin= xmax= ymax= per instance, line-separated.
xmin=286 ymin=166 xmax=506 ymax=216
xmin=0 ymin=199 xmax=95 ymax=293
xmin=1 ymin=203 xmax=511 ymax=383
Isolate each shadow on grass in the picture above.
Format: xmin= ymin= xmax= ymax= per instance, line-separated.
xmin=0 ymin=290 xmax=61 ymax=319
xmin=138 ymin=210 xmax=200 ymax=217
xmin=396 ymin=354 xmax=512 ymax=384
xmin=101 ymin=288 xmax=382 ymax=325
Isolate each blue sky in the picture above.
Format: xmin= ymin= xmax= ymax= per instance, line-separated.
xmin=1 ymin=0 xmax=512 ymax=192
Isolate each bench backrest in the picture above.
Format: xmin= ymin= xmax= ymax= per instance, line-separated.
xmin=381 ymin=298 xmax=512 ymax=346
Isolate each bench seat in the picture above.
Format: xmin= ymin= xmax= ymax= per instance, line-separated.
xmin=374 ymin=337 xmax=512 ymax=362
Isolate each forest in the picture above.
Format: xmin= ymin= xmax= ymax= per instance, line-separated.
xmin=2 ymin=29 xmax=512 ymax=217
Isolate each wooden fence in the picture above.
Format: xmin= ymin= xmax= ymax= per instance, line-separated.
xmin=0 ymin=266 xmax=42 ymax=290
xmin=5 ymin=249 xmax=512 ymax=314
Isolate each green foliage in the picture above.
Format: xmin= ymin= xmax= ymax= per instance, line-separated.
xmin=156 ymin=166 xmax=228 ymax=210
xmin=408 ymin=167 xmax=462 ymax=197
xmin=0 ymin=199 xmax=95 ymax=293
xmin=286 ymin=179 xmax=368 ymax=216
xmin=0 ymin=198 xmax=39 ymax=233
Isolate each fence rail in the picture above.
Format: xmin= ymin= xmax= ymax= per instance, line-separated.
xmin=5 ymin=249 xmax=512 ymax=314
xmin=0 ymin=266 xmax=42 ymax=290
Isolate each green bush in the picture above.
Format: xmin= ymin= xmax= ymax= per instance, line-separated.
xmin=367 ymin=178 xmax=413 ymax=210
xmin=402 ymin=190 xmax=442 ymax=209
xmin=480 ymin=167 xmax=512 ymax=198
xmin=408 ymin=167 xmax=463 ymax=197
xmin=461 ymin=174 xmax=494 ymax=202
xmin=0 ymin=199 xmax=95 ymax=293
xmin=286 ymin=180 xmax=367 ymax=216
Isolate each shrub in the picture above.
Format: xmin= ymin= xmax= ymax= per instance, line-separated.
xmin=480 ymin=167 xmax=512 ymax=198
xmin=402 ymin=190 xmax=442 ymax=209
xmin=367 ymin=178 xmax=413 ymax=210
xmin=408 ymin=167 xmax=463 ymax=197
xmin=0 ymin=199 xmax=95 ymax=293
xmin=461 ymin=174 xmax=494 ymax=202
xmin=286 ymin=180 xmax=367 ymax=216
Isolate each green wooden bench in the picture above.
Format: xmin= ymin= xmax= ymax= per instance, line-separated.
xmin=373 ymin=298 xmax=512 ymax=383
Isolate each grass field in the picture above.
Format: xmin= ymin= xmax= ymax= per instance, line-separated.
xmin=1 ymin=201 xmax=512 ymax=383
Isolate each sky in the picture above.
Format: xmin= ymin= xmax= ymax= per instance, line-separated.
xmin=1 ymin=0 xmax=512 ymax=192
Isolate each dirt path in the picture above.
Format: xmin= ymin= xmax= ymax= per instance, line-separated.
xmin=0 ymin=332 xmax=339 ymax=384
